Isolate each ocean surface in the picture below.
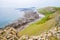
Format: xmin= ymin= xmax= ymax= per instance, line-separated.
xmin=0 ymin=8 xmax=25 ymax=28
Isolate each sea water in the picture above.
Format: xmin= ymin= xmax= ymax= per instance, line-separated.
xmin=0 ymin=8 xmax=25 ymax=28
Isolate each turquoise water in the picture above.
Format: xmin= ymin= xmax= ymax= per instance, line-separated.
xmin=0 ymin=8 xmax=25 ymax=28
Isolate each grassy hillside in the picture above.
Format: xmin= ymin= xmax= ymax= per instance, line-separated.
xmin=18 ymin=18 xmax=56 ymax=36
xmin=38 ymin=7 xmax=56 ymax=15
xmin=18 ymin=7 xmax=60 ymax=37
xmin=38 ymin=6 xmax=60 ymax=16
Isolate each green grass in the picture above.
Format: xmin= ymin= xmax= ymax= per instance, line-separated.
xmin=38 ymin=7 xmax=56 ymax=16
xmin=18 ymin=18 xmax=56 ymax=36
xmin=36 ymin=15 xmax=51 ymax=24
xmin=54 ymin=7 xmax=60 ymax=10
xmin=18 ymin=7 xmax=60 ymax=37
xmin=38 ymin=6 xmax=60 ymax=16
xmin=38 ymin=9 xmax=53 ymax=16
xmin=49 ymin=36 xmax=58 ymax=40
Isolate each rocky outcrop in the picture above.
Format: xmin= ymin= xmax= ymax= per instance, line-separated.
xmin=0 ymin=27 xmax=18 ymax=40
xmin=19 ymin=27 xmax=60 ymax=40
xmin=0 ymin=26 xmax=60 ymax=40
xmin=5 ymin=11 xmax=39 ymax=30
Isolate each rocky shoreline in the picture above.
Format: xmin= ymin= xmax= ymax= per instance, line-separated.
xmin=2 ymin=10 xmax=40 ymax=31
xmin=0 ymin=10 xmax=41 ymax=40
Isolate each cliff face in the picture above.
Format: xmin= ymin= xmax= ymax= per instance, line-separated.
xmin=5 ymin=11 xmax=39 ymax=30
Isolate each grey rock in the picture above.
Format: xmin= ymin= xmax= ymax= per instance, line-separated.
xmin=5 ymin=10 xmax=39 ymax=29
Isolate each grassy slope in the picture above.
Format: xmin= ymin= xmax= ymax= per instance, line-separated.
xmin=49 ymin=36 xmax=58 ymax=40
xmin=18 ymin=18 xmax=56 ymax=36
xmin=18 ymin=7 xmax=60 ymax=37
